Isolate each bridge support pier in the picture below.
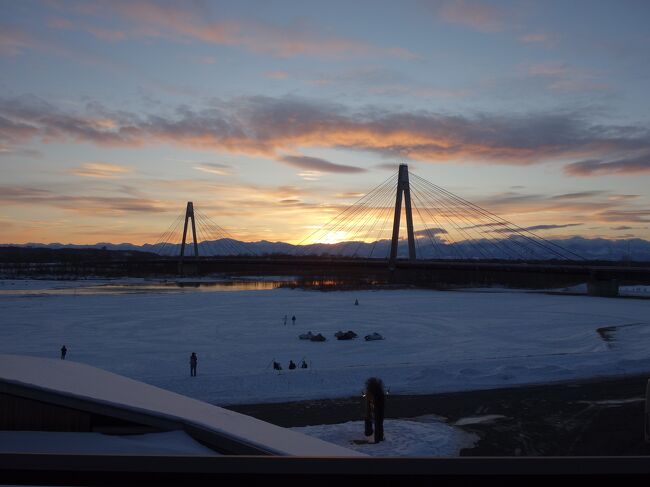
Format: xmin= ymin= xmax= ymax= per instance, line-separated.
xmin=587 ymin=279 xmax=619 ymax=297
xmin=179 ymin=201 xmax=199 ymax=275
xmin=389 ymin=164 xmax=416 ymax=269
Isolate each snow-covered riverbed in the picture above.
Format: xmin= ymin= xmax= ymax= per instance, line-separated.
xmin=1 ymin=279 xmax=649 ymax=406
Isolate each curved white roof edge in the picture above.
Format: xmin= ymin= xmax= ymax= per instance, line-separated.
xmin=0 ymin=354 xmax=364 ymax=457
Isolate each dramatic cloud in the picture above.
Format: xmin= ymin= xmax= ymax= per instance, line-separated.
xmin=414 ymin=228 xmax=448 ymax=236
xmin=462 ymin=222 xmax=507 ymax=230
xmin=482 ymin=223 xmax=582 ymax=235
xmin=0 ymin=26 xmax=37 ymax=56
xmin=279 ymin=155 xmax=366 ymax=174
xmin=523 ymin=223 xmax=582 ymax=231
xmin=551 ymin=191 xmax=605 ymax=200
xmin=438 ymin=0 xmax=505 ymax=32
xmin=519 ymin=33 xmax=558 ymax=47
xmin=193 ymin=163 xmax=234 ymax=176
xmin=608 ymin=194 xmax=640 ymax=201
xmin=524 ymin=61 xmax=609 ymax=93
xmin=0 ymin=185 xmax=169 ymax=215
xmin=597 ymin=210 xmax=650 ymax=223
xmin=69 ymin=162 xmax=133 ymax=178
xmin=564 ymin=153 xmax=650 ymax=176
xmin=265 ymin=71 xmax=289 ymax=80
xmin=48 ymin=16 xmax=126 ymax=42
xmin=47 ymin=1 xmax=416 ymax=60
xmin=3 ymin=94 xmax=650 ymax=172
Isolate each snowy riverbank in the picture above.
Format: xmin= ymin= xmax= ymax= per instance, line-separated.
xmin=1 ymin=279 xmax=649 ymax=406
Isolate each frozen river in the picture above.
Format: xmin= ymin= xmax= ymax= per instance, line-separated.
xmin=1 ymin=278 xmax=649 ymax=406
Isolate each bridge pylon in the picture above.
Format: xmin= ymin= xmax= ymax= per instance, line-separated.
xmin=179 ymin=201 xmax=199 ymax=263
xmin=389 ymin=164 xmax=416 ymax=267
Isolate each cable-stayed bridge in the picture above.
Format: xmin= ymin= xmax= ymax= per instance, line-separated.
xmin=152 ymin=164 xmax=583 ymax=264
xmin=142 ymin=164 xmax=649 ymax=295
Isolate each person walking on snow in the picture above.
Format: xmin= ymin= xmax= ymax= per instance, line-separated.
xmin=292 ymin=315 xmax=296 ymax=325
xmin=190 ymin=352 xmax=198 ymax=377
xmin=60 ymin=345 xmax=67 ymax=360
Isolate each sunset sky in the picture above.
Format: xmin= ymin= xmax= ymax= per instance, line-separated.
xmin=1 ymin=0 xmax=649 ymax=245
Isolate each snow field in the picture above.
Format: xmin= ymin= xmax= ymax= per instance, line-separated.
xmin=1 ymin=281 xmax=649 ymax=406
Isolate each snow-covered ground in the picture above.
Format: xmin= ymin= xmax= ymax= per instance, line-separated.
xmin=293 ymin=416 xmax=478 ymax=456
xmin=1 ymin=279 xmax=649 ymax=407
xmin=620 ymin=285 xmax=650 ymax=297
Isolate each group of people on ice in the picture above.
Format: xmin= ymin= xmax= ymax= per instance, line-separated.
xmin=299 ymin=330 xmax=384 ymax=341
xmin=273 ymin=359 xmax=308 ymax=371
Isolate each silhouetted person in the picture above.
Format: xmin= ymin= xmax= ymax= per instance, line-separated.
xmin=284 ymin=314 xmax=287 ymax=326
xmin=60 ymin=345 xmax=67 ymax=360
xmin=190 ymin=352 xmax=198 ymax=377
xmin=355 ymin=299 xmax=359 ymax=306
xmin=364 ymin=377 xmax=386 ymax=443
xmin=273 ymin=361 xmax=282 ymax=371
xmin=292 ymin=315 xmax=296 ymax=325
xmin=300 ymin=359 xmax=308 ymax=369
xmin=288 ymin=360 xmax=296 ymax=370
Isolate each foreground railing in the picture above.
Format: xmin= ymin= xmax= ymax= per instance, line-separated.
xmin=2 ymin=454 xmax=650 ymax=484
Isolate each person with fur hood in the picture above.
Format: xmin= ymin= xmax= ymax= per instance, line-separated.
xmin=363 ymin=377 xmax=386 ymax=443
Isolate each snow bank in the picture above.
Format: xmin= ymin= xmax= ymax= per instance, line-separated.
xmin=293 ymin=417 xmax=478 ymax=457
xmin=0 ymin=354 xmax=363 ymax=457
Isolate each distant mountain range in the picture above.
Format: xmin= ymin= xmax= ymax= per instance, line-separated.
xmin=4 ymin=236 xmax=650 ymax=262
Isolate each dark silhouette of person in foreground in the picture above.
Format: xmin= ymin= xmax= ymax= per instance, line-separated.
xmin=60 ymin=345 xmax=67 ymax=360
xmin=190 ymin=352 xmax=198 ymax=377
xmin=364 ymin=377 xmax=385 ymax=443
xmin=300 ymin=359 xmax=308 ymax=369
xmin=288 ymin=360 xmax=296 ymax=370
xmin=273 ymin=361 xmax=282 ymax=371
xmin=292 ymin=315 xmax=296 ymax=325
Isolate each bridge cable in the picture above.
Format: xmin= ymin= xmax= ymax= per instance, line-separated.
xmin=347 ymin=181 xmax=397 ymax=257
xmin=337 ymin=180 xmax=397 ymax=257
xmin=195 ymin=212 xmax=245 ymax=256
xmin=368 ymin=196 xmax=395 ymax=259
xmin=412 ymin=173 xmax=584 ymax=261
xmin=294 ymin=171 xmax=398 ymax=252
xmin=151 ymin=211 xmax=184 ymax=254
xmin=411 ymin=174 xmax=546 ymax=260
xmin=411 ymin=178 xmax=506 ymax=260
xmin=156 ymin=211 xmax=186 ymax=256
xmin=409 ymin=184 xmax=467 ymax=260
xmin=352 ymin=185 xmax=397 ymax=257
xmin=410 ymin=178 xmax=491 ymax=259
xmin=307 ymin=176 xmax=397 ymax=255
xmin=411 ymin=178 xmax=522 ymax=260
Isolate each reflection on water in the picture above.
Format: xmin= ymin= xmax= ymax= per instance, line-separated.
xmin=0 ymin=278 xmax=387 ymax=296
xmin=0 ymin=280 xmax=283 ymax=296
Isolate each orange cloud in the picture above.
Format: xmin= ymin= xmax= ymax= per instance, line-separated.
xmin=47 ymin=1 xmax=417 ymax=60
xmin=564 ymin=154 xmax=650 ymax=176
xmin=438 ymin=0 xmax=505 ymax=32
xmin=0 ymin=26 xmax=40 ymax=56
xmin=3 ymin=94 xmax=650 ymax=174
xmin=0 ymin=185 xmax=171 ymax=216
xmin=69 ymin=162 xmax=133 ymax=178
